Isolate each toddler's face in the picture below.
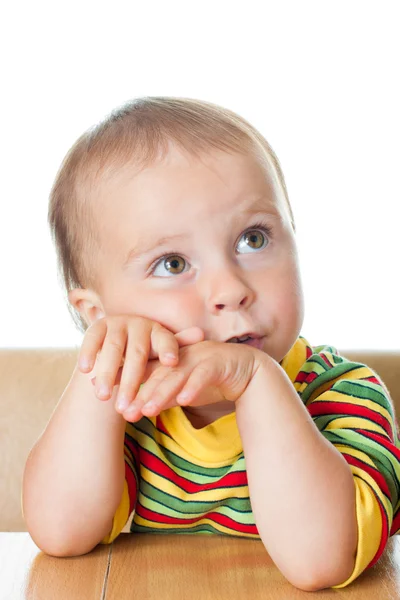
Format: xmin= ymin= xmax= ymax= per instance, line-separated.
xmin=82 ymin=144 xmax=304 ymax=364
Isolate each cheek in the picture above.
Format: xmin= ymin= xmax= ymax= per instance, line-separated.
xmin=258 ymin=261 xmax=304 ymax=322
xmin=102 ymin=283 xmax=202 ymax=333
xmin=277 ymin=265 xmax=305 ymax=328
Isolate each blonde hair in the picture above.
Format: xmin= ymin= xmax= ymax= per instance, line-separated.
xmin=48 ymin=96 xmax=295 ymax=332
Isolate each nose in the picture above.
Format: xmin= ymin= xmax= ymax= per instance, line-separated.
xmin=199 ymin=266 xmax=256 ymax=315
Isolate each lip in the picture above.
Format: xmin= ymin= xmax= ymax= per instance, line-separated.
xmin=224 ymin=333 xmax=265 ymax=350
xmin=242 ymin=336 xmax=264 ymax=350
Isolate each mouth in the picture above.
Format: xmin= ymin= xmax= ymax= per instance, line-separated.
xmin=226 ymin=334 xmax=253 ymax=343
xmin=225 ymin=333 xmax=264 ymax=348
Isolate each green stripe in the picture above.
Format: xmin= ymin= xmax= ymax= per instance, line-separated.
xmin=131 ymin=523 xmax=255 ymax=536
xmin=332 ymin=380 xmax=394 ymax=414
xmin=300 ymin=362 xmax=366 ymax=403
xmin=323 ymin=430 xmax=400 ymax=506
xmin=312 ymin=345 xmax=338 ymax=355
xmin=138 ymin=493 xmax=255 ymax=525
xmin=139 ymin=479 xmax=252 ymax=515
xmin=131 ymin=417 xmax=242 ymax=477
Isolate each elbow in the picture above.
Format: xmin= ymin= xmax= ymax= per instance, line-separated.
xmin=28 ymin=527 xmax=103 ymax=557
xmin=24 ymin=510 xmax=112 ymax=557
xmin=23 ymin=496 xmax=113 ymax=557
xmin=285 ymin=558 xmax=356 ymax=592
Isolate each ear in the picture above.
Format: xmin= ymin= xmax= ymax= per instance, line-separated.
xmin=68 ymin=288 xmax=105 ymax=327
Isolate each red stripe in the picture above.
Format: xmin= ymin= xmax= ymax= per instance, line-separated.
xmin=156 ymin=415 xmax=170 ymax=436
xmin=136 ymin=504 xmax=259 ymax=535
xmin=124 ymin=437 xmax=140 ymax=513
xmin=342 ymin=454 xmax=390 ymax=497
xmin=307 ymin=401 xmax=393 ymax=439
xmin=390 ymin=507 xmax=400 ymax=535
xmin=125 ymin=436 xmax=140 ymax=467
xmin=363 ymin=376 xmax=380 ymax=385
xmin=366 ymin=494 xmax=388 ymax=569
xmin=357 ymin=429 xmax=400 ymax=460
xmin=295 ymin=370 xmax=319 ymax=384
xmin=321 ymin=354 xmax=333 ymax=368
xmin=139 ymin=447 xmax=248 ymax=493
xmin=124 ymin=460 xmax=137 ymax=514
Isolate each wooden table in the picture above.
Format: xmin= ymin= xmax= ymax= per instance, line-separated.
xmin=1 ymin=532 xmax=398 ymax=599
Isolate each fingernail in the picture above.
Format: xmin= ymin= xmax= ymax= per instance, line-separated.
xmin=124 ymin=404 xmax=139 ymax=418
xmin=177 ymin=391 xmax=190 ymax=404
xmin=80 ymin=358 xmax=90 ymax=370
xmin=97 ymin=384 xmax=110 ymax=398
xmin=164 ymin=353 xmax=177 ymax=360
xmin=116 ymin=394 xmax=129 ymax=412
xmin=143 ymin=400 xmax=155 ymax=410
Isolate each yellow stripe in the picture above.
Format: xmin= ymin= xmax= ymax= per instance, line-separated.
xmin=141 ymin=465 xmax=249 ymax=501
xmin=325 ymin=417 xmax=387 ymax=435
xmin=133 ymin=515 xmax=259 ymax=537
xmin=334 ymin=441 xmax=400 ymax=489
xmin=161 ymin=407 xmax=243 ymax=462
xmin=100 ymin=480 xmax=130 ymax=544
xmin=333 ymin=445 xmax=376 ymax=468
xmin=132 ymin=423 xmax=241 ymax=469
xmin=313 ymin=389 xmax=393 ymax=423
xmin=332 ymin=477 xmax=382 ymax=588
xmin=280 ymin=337 xmax=308 ymax=383
xmin=346 ymin=463 xmax=392 ymax=521
xmin=304 ymin=366 xmax=373 ymax=404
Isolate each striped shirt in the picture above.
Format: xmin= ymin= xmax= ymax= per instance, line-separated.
xmin=101 ymin=335 xmax=400 ymax=588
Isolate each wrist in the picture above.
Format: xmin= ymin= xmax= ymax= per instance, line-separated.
xmin=235 ymin=348 xmax=279 ymax=410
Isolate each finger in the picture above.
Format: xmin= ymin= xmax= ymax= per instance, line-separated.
xmin=114 ymin=322 xmax=152 ymax=412
xmin=147 ymin=323 xmax=179 ymax=365
xmin=175 ymin=360 xmax=222 ymax=406
xmin=124 ymin=366 xmax=188 ymax=419
xmin=95 ymin=324 xmax=128 ymax=400
xmin=77 ymin=319 xmax=107 ymax=372
xmin=147 ymin=325 xmax=205 ymax=362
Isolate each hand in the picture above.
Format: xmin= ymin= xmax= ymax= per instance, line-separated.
xmin=122 ymin=339 xmax=262 ymax=422
xmin=77 ymin=315 xmax=204 ymax=412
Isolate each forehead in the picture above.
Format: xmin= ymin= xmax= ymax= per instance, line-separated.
xmin=94 ymin=146 xmax=288 ymax=250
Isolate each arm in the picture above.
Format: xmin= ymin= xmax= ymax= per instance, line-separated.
xmin=235 ymin=354 xmax=358 ymax=591
xmin=22 ymin=366 xmax=127 ymax=557
xmin=22 ymin=320 xmax=203 ymax=556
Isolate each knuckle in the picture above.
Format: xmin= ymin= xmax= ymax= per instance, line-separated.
xmin=106 ymin=338 xmax=125 ymax=354
xmin=194 ymin=361 xmax=212 ymax=375
xmin=128 ymin=345 xmax=149 ymax=362
xmin=119 ymin=373 xmax=138 ymax=390
xmin=97 ymin=367 xmax=116 ymax=379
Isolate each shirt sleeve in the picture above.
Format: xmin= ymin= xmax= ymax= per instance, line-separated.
xmin=295 ymin=344 xmax=400 ymax=588
xmin=100 ymin=424 xmax=139 ymax=544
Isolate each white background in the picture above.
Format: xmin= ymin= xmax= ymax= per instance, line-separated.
xmin=1 ymin=1 xmax=399 ymax=350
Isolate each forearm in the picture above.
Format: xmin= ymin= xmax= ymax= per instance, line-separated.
xmin=22 ymin=366 xmax=126 ymax=556
xmin=235 ymin=354 xmax=357 ymax=591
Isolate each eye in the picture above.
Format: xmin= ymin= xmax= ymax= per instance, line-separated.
xmin=149 ymin=223 xmax=273 ymax=277
xmin=237 ymin=224 xmax=271 ymax=253
xmin=151 ymin=254 xmax=188 ymax=277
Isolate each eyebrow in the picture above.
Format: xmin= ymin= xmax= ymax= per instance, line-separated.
xmin=123 ymin=197 xmax=277 ymax=266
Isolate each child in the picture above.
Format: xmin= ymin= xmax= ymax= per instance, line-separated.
xmin=22 ymin=97 xmax=400 ymax=591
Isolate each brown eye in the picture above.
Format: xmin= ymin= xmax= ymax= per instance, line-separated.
xmin=164 ymin=255 xmax=186 ymax=274
xmin=244 ymin=230 xmax=265 ymax=249
xmin=236 ymin=225 xmax=271 ymax=254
